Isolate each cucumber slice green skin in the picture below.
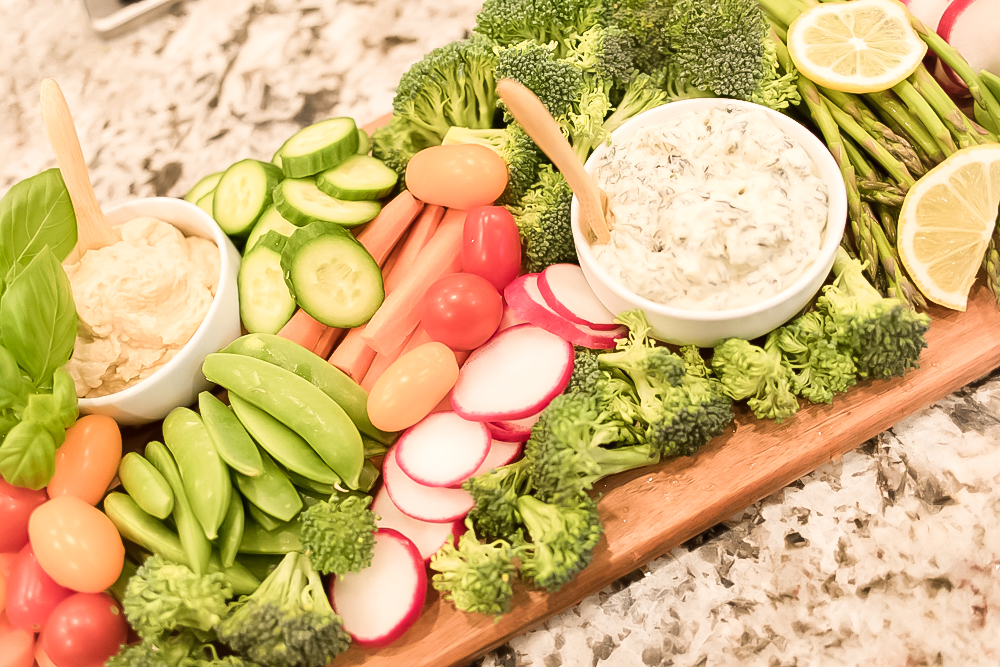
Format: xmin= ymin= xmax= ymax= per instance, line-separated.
xmin=272 ymin=178 xmax=381 ymax=228
xmin=238 ymin=231 xmax=296 ymax=335
xmin=275 ymin=117 xmax=359 ymax=179
xmin=280 ymin=220 xmax=384 ymax=329
xmin=244 ymin=205 xmax=298 ymax=254
xmin=196 ymin=190 xmax=216 ymax=217
xmin=184 ymin=172 xmax=223 ymax=203
xmin=316 ymin=155 xmax=398 ymax=201
xmin=356 ymin=128 xmax=371 ymax=155
xmin=213 ymin=159 xmax=284 ymax=238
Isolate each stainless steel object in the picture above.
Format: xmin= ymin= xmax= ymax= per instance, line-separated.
xmin=82 ymin=0 xmax=185 ymax=38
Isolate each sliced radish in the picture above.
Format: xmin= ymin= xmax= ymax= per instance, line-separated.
xmin=488 ymin=409 xmax=543 ymax=441
xmin=900 ymin=0 xmax=954 ymax=34
xmin=496 ymin=302 xmax=528 ymax=333
xmin=487 ymin=422 xmax=530 ymax=442
xmin=504 ymin=274 xmax=626 ymax=349
xmin=372 ymin=488 xmax=464 ymax=562
xmin=449 ymin=323 xmax=573 ymax=421
xmin=537 ymin=263 xmax=618 ymax=330
xmin=382 ymin=446 xmax=474 ymax=522
xmin=938 ymin=0 xmax=1000 ymax=88
xmin=466 ymin=439 xmax=523 ymax=479
xmin=395 ymin=411 xmax=491 ymax=487
xmin=331 ymin=528 xmax=426 ymax=648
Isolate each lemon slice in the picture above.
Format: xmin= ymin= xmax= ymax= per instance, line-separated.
xmin=897 ymin=145 xmax=1000 ymax=311
xmin=787 ymin=0 xmax=927 ymax=94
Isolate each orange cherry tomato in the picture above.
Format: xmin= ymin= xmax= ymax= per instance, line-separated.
xmin=0 ymin=565 xmax=6 ymax=615
xmin=404 ymin=144 xmax=508 ymax=210
xmin=27 ymin=496 xmax=124 ymax=594
xmin=0 ymin=612 xmax=35 ymax=667
xmin=367 ymin=342 xmax=460 ymax=432
xmin=48 ymin=415 xmax=122 ymax=506
xmin=35 ymin=643 xmax=59 ymax=667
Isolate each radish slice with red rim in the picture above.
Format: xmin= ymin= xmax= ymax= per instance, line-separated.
xmin=537 ymin=263 xmax=618 ymax=330
xmin=449 ymin=323 xmax=574 ymax=421
xmin=382 ymin=446 xmax=474 ymax=522
xmin=395 ymin=411 xmax=491 ymax=487
xmin=504 ymin=275 xmax=625 ymax=349
xmin=937 ymin=0 xmax=1000 ymax=88
xmin=372 ymin=488 xmax=464 ymax=562
xmin=496 ymin=303 xmax=528 ymax=333
xmin=463 ymin=439 xmax=522 ymax=481
xmin=331 ymin=527 xmax=427 ymax=648
xmin=488 ymin=409 xmax=543 ymax=441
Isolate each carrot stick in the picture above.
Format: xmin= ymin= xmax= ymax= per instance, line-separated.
xmin=361 ymin=220 xmax=464 ymax=355
xmin=384 ymin=205 xmax=444 ymax=293
xmin=356 ymin=191 xmax=423 ymax=265
xmin=277 ymin=309 xmax=328 ymax=352
xmin=313 ymin=326 xmax=344 ymax=360
xmin=328 ymin=325 xmax=376 ymax=382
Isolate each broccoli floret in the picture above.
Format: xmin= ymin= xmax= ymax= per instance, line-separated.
xmin=564 ymin=25 xmax=636 ymax=84
xmin=602 ymin=72 xmax=671 ymax=135
xmin=429 ymin=520 xmax=519 ymax=618
xmin=605 ymin=0 xmax=674 ymax=77
xmin=371 ymin=116 xmax=439 ymax=179
xmin=463 ymin=457 xmax=533 ymax=542
xmin=525 ymin=392 xmax=659 ymax=504
xmin=495 ymin=40 xmax=585 ymax=120
xmin=816 ymin=247 xmax=930 ymax=380
xmin=515 ymin=494 xmax=603 ymax=592
xmin=215 ymin=552 xmax=350 ymax=667
xmin=300 ymin=492 xmax=377 ymax=578
xmin=392 ymin=35 xmax=499 ymax=147
xmin=749 ymin=37 xmax=801 ymax=111
xmin=123 ymin=555 xmax=232 ymax=641
xmin=442 ymin=123 xmax=544 ymax=205
xmin=507 ymin=164 xmax=577 ymax=273
xmin=564 ymin=346 xmax=604 ymax=396
xmin=107 ymin=631 xmax=262 ymax=667
xmin=474 ymin=0 xmax=607 ymax=57
xmin=772 ymin=310 xmax=856 ymax=403
xmin=710 ymin=336 xmax=800 ymax=422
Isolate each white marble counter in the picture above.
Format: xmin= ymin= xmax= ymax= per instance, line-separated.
xmin=2 ymin=1 xmax=998 ymax=665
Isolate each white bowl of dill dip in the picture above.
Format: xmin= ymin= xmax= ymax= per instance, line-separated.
xmin=571 ymin=98 xmax=847 ymax=347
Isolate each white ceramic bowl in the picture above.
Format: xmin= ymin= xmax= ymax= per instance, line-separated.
xmin=77 ymin=197 xmax=241 ymax=425
xmin=571 ymin=98 xmax=847 ymax=347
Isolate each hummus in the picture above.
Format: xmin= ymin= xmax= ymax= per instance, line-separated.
xmin=65 ymin=216 xmax=220 ymax=398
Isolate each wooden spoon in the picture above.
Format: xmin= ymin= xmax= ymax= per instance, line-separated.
xmin=495 ymin=79 xmax=612 ymax=245
xmin=40 ymin=78 xmax=119 ymax=257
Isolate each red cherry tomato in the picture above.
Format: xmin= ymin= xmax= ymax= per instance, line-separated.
xmin=462 ymin=206 xmax=522 ymax=292
xmin=5 ymin=544 xmax=73 ymax=632
xmin=0 ymin=479 xmax=48 ymax=553
xmin=405 ymin=144 xmax=508 ymax=210
xmin=0 ymin=612 xmax=35 ymax=667
xmin=41 ymin=593 xmax=128 ymax=667
xmin=48 ymin=415 xmax=122 ymax=506
xmin=419 ymin=273 xmax=503 ymax=351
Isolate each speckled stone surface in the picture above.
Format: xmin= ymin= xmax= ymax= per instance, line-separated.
xmin=3 ymin=2 xmax=999 ymax=665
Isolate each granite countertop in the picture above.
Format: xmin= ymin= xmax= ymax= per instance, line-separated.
xmin=3 ymin=1 xmax=999 ymax=665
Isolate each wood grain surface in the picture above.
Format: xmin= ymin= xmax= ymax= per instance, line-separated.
xmin=339 ymin=281 xmax=1000 ymax=667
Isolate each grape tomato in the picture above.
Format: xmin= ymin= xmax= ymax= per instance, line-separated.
xmin=0 ymin=479 xmax=48 ymax=554
xmin=419 ymin=273 xmax=503 ymax=351
xmin=404 ymin=144 xmax=508 ymax=210
xmin=28 ymin=496 xmax=124 ymax=594
xmin=0 ymin=612 xmax=35 ymax=667
xmin=5 ymin=545 xmax=73 ymax=633
xmin=41 ymin=593 xmax=128 ymax=667
xmin=462 ymin=206 xmax=522 ymax=291
xmin=367 ymin=342 xmax=460 ymax=432
xmin=47 ymin=415 xmax=122 ymax=506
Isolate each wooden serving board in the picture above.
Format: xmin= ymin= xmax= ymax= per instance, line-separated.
xmin=337 ymin=276 xmax=1000 ymax=666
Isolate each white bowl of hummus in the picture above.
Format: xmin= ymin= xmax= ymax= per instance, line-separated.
xmin=70 ymin=197 xmax=241 ymax=425
xmin=571 ymin=98 xmax=847 ymax=347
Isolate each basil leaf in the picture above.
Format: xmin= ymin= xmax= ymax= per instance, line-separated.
xmin=0 ymin=420 xmax=56 ymax=490
xmin=0 ymin=247 xmax=78 ymax=385
xmin=23 ymin=393 xmax=66 ymax=448
xmin=52 ymin=369 xmax=79 ymax=429
xmin=0 ymin=169 xmax=78 ymax=275
xmin=0 ymin=409 xmax=17 ymax=437
xmin=0 ymin=345 xmax=28 ymax=410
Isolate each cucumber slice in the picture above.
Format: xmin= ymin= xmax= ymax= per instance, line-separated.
xmin=272 ymin=178 xmax=382 ymax=228
xmin=275 ymin=117 xmax=359 ymax=178
xmin=245 ymin=206 xmax=298 ymax=253
xmin=356 ymin=128 xmax=371 ymax=155
xmin=316 ymin=155 xmax=398 ymax=201
xmin=213 ymin=159 xmax=284 ymax=237
xmin=196 ymin=190 xmax=216 ymax=218
xmin=238 ymin=231 xmax=296 ymax=335
xmin=271 ymin=152 xmax=283 ymax=170
xmin=184 ymin=172 xmax=223 ymax=203
xmin=280 ymin=221 xmax=384 ymax=328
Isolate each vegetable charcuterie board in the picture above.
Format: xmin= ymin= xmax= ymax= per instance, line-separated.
xmin=338 ymin=279 xmax=1000 ymax=666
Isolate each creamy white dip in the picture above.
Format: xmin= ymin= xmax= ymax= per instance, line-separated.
xmin=592 ymin=105 xmax=829 ymax=311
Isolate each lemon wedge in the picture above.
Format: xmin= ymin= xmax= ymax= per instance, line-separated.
xmin=897 ymin=144 xmax=1000 ymax=311
xmin=787 ymin=0 xmax=927 ymax=94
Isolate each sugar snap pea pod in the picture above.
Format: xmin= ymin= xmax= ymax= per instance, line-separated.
xmin=211 ymin=554 xmax=259 ymax=596
xmin=118 ymin=452 xmax=174 ymax=519
xmin=246 ymin=502 xmax=288 ymax=533
xmin=218 ymin=493 xmax=245 ymax=569
xmin=235 ymin=553 xmax=283 ymax=582
xmin=233 ymin=448 xmax=302 ymax=522
xmin=162 ymin=407 xmax=232 ymax=540
xmin=199 ymin=392 xmax=265 ymax=477
xmin=361 ymin=434 xmax=389 ymax=458
xmin=145 ymin=441 xmax=212 ymax=575
xmin=203 ymin=353 xmax=363 ymax=488
xmin=283 ymin=467 xmax=338 ymax=498
xmin=103 ymin=492 xmax=187 ymax=564
xmin=238 ymin=514 xmax=303 ymax=554
xmin=357 ymin=459 xmax=380 ymax=493
xmin=221 ymin=333 xmax=395 ymax=445
xmin=229 ymin=393 xmax=340 ymax=485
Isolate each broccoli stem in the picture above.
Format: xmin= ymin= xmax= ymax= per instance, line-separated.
xmin=892 ymin=79 xmax=958 ymax=157
xmin=865 ymin=89 xmax=946 ymax=167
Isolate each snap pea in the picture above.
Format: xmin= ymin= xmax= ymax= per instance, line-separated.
xmin=118 ymin=452 xmax=174 ymax=519
xmin=283 ymin=467 xmax=338 ymax=499
xmin=235 ymin=553 xmax=283 ymax=582
xmin=221 ymin=332 xmax=394 ymax=444
xmin=362 ymin=434 xmax=389 ymax=458
xmin=199 ymin=392 xmax=264 ymax=477
xmin=238 ymin=514 xmax=302 ymax=554
xmin=246 ymin=501 xmax=288 ymax=533
xmin=163 ymin=407 xmax=232 ymax=541
xmin=218 ymin=493 xmax=245 ymax=569
xmin=145 ymin=441 xmax=212 ymax=575
xmin=233 ymin=448 xmax=302 ymax=522
xmin=229 ymin=393 xmax=340 ymax=485
xmin=203 ymin=353 xmax=363 ymax=488
xmin=357 ymin=459 xmax=380 ymax=493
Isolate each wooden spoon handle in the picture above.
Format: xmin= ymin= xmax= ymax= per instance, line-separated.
xmin=495 ymin=79 xmax=611 ymax=245
xmin=40 ymin=78 xmax=118 ymax=254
